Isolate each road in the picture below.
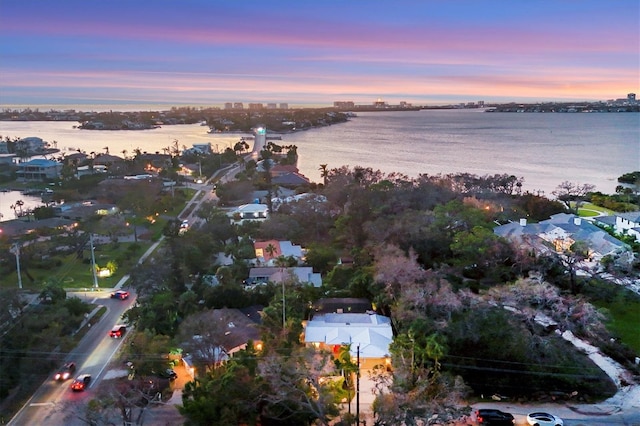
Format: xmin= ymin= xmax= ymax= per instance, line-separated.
xmin=8 ymin=292 xmax=135 ymax=426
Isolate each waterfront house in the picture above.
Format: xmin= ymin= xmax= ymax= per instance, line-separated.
xmin=494 ymin=213 xmax=629 ymax=264
xmin=593 ymin=212 xmax=640 ymax=241
xmin=16 ymin=159 xmax=62 ymax=181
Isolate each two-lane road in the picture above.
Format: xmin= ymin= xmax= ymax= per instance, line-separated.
xmin=9 ymin=292 xmax=135 ymax=426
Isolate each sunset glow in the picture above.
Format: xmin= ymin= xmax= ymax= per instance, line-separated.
xmin=0 ymin=0 xmax=638 ymax=107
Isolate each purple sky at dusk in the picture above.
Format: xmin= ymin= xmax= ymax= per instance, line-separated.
xmin=0 ymin=0 xmax=638 ymax=108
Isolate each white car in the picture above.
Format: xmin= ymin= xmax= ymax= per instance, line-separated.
xmin=526 ymin=412 xmax=563 ymax=426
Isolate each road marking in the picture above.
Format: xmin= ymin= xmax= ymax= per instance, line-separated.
xmin=29 ymin=402 xmax=54 ymax=407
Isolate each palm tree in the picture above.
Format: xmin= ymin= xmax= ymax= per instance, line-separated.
xmin=264 ymin=243 xmax=278 ymax=259
xmin=319 ymin=164 xmax=329 ymax=186
xmin=16 ymin=200 xmax=24 ymax=215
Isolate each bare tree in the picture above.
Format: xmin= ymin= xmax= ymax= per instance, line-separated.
xmin=258 ymin=346 xmax=339 ymax=425
xmin=552 ymin=181 xmax=596 ymax=211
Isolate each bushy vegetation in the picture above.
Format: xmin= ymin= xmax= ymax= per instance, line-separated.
xmin=0 ymin=289 xmax=92 ymax=408
xmin=3 ymin=152 xmax=638 ymax=424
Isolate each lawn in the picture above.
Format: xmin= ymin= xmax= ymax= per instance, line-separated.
xmin=575 ymin=202 xmax=615 ymax=216
xmin=0 ymin=240 xmax=152 ymax=291
xmin=591 ymin=288 xmax=640 ymax=354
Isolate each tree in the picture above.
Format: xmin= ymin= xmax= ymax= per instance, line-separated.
xmin=264 ymin=243 xmax=278 ymax=259
xmin=258 ymin=346 xmax=339 ymax=425
xmin=552 ymin=181 xmax=596 ymax=212
xmin=176 ymin=309 xmax=232 ymax=372
xmin=319 ymin=164 xmax=329 ymax=186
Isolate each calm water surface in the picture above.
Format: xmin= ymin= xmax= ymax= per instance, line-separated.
xmin=1 ymin=109 xmax=638 ymax=221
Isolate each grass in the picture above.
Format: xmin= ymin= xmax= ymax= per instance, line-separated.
xmin=574 ymin=202 xmax=615 ymax=216
xmin=0 ymin=241 xmax=152 ymax=290
xmin=593 ymin=290 xmax=640 ymax=354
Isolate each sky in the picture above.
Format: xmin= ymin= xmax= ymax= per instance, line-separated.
xmin=0 ymin=0 xmax=638 ymax=108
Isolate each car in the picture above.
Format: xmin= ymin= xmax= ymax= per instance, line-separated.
xmin=158 ymin=368 xmax=178 ymax=380
xmin=110 ymin=290 xmax=130 ymax=300
xmin=109 ymin=325 xmax=127 ymax=338
xmin=70 ymin=374 xmax=91 ymax=391
xmin=476 ymin=409 xmax=515 ymax=425
xmin=526 ymin=412 xmax=563 ymax=426
xmin=54 ymin=362 xmax=76 ymax=381
xmin=180 ymin=219 xmax=189 ymax=229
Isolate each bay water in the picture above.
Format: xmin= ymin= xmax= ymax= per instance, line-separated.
xmin=1 ymin=109 xmax=638 ymax=221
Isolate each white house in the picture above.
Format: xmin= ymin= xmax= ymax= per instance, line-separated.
xmin=303 ymin=312 xmax=393 ymax=369
xmin=614 ymin=211 xmax=640 ymax=241
xmin=229 ymin=203 xmax=269 ymax=223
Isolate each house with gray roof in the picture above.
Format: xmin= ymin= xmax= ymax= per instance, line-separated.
xmin=494 ymin=213 xmax=630 ymax=264
xmin=246 ymin=266 xmax=322 ymax=287
xmin=303 ymin=312 xmax=393 ymax=369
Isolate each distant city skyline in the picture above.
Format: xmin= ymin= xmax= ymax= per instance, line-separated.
xmin=0 ymin=0 xmax=638 ymax=107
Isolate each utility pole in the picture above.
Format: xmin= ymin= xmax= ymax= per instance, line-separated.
xmin=356 ymin=344 xmax=360 ymax=425
xmin=11 ymin=243 xmax=22 ymax=289
xmin=90 ymin=234 xmax=98 ymax=288
xmin=282 ymin=280 xmax=286 ymax=330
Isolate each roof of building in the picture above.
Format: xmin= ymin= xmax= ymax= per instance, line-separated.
xmin=494 ymin=213 xmax=628 ymax=257
xmin=0 ymin=217 xmax=76 ymax=238
xmin=304 ymin=312 xmax=393 ymax=358
xmin=618 ymin=211 xmax=640 ymax=223
xmin=17 ymin=158 xmax=59 ymax=167
xmin=272 ymin=172 xmax=310 ymax=186
xmin=248 ymin=266 xmax=322 ymax=287
xmin=254 ymin=240 xmax=303 ymax=262
xmin=311 ymin=298 xmax=373 ymax=315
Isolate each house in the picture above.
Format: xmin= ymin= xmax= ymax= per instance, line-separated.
xmin=270 ymin=164 xmax=299 ymax=177
xmin=16 ymin=159 xmax=62 ymax=181
xmin=93 ymin=153 xmax=124 ymax=167
xmin=17 ymin=137 xmax=47 ymax=153
xmin=76 ymin=164 xmax=107 ymax=178
xmin=182 ymin=307 xmax=263 ymax=379
xmin=138 ymin=153 xmax=172 ymax=172
xmin=0 ymin=218 xmax=77 ymax=238
xmin=229 ymin=203 xmax=269 ymax=223
xmin=595 ymin=211 xmax=640 ymax=241
xmin=253 ymin=239 xmax=303 ymax=265
xmin=494 ymin=213 xmax=630 ymax=263
xmin=246 ymin=266 xmax=322 ymax=287
xmin=311 ymin=298 xmax=373 ymax=315
xmin=272 ymin=172 xmax=310 ymax=187
xmin=303 ymin=311 xmax=393 ymax=369
xmin=54 ymin=201 xmax=119 ymax=221
xmin=0 ymin=154 xmax=16 ymax=165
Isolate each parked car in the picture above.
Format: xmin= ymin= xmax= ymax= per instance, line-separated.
xmin=110 ymin=290 xmax=130 ymax=300
xmin=54 ymin=362 xmax=76 ymax=381
xmin=158 ymin=368 xmax=178 ymax=380
xmin=476 ymin=409 xmax=515 ymax=425
xmin=109 ymin=325 xmax=127 ymax=338
xmin=526 ymin=412 xmax=563 ymax=426
xmin=70 ymin=374 xmax=91 ymax=392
